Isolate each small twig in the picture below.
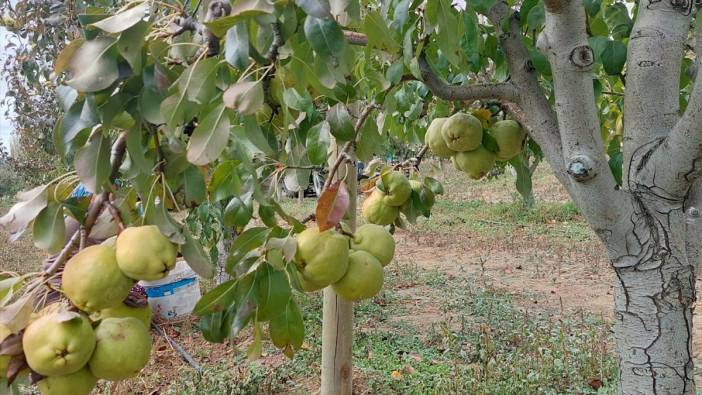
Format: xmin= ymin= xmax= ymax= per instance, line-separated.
xmin=152 ymin=323 xmax=203 ymax=374
xmin=301 ymin=214 xmax=316 ymax=224
xmin=106 ymin=202 xmax=125 ymax=233
xmin=44 ymin=132 xmax=128 ymax=275
xmin=323 ymin=104 xmax=378 ymax=191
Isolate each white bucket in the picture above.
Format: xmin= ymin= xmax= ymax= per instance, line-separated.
xmin=139 ymin=260 xmax=200 ymax=320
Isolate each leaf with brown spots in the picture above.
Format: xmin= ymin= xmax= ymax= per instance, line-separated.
xmin=315 ymin=180 xmax=349 ymax=231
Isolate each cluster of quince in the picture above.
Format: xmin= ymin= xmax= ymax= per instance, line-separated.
xmin=361 ymin=171 xmax=435 ymax=226
xmin=425 ymin=112 xmax=526 ymax=179
xmin=294 ymin=224 xmax=395 ymax=301
xmin=17 ymin=225 xmax=176 ymax=395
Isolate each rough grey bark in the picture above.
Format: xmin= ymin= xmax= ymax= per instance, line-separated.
xmin=419 ymin=0 xmax=702 ymax=393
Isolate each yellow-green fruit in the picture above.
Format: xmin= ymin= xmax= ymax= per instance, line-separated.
xmin=0 ymin=325 xmax=11 ymax=376
xmin=89 ymin=317 xmax=152 ymax=380
xmin=63 ymin=245 xmax=134 ymax=312
xmin=425 ymin=118 xmax=454 ymax=158
xmin=332 ymin=251 xmax=384 ymax=301
xmin=380 ymin=172 xmax=412 ymax=206
xmin=93 ymin=303 xmax=152 ymax=328
xmin=441 ymin=112 xmax=483 ymax=152
xmin=295 ymin=227 xmax=349 ymax=287
xmin=453 ymin=146 xmax=497 ymax=180
xmin=37 ymin=367 xmax=97 ymax=395
xmin=115 ymin=225 xmax=178 ymax=281
xmin=362 ymin=190 xmax=400 ymax=226
xmin=351 ymin=224 xmax=395 ymax=266
xmin=409 ymin=179 xmax=435 ymax=208
xmin=22 ymin=311 xmax=96 ymax=376
xmin=490 ymin=120 xmax=526 ymax=160
xmin=295 ymin=270 xmax=326 ymax=292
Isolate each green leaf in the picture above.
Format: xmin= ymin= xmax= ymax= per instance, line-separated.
xmin=519 ymin=0 xmax=539 ymax=27
xmin=604 ymin=3 xmax=632 ymax=40
xmin=326 ymin=103 xmax=354 ymax=141
xmin=256 ymin=264 xmax=292 ymax=321
xmin=32 ymin=202 xmax=65 ymax=254
xmin=527 ymin=3 xmax=544 ymax=31
xmin=66 ymin=37 xmax=119 ymax=93
xmin=425 ymin=0 xmax=462 ymax=65
xmin=183 ymin=165 xmax=207 ymax=206
xmin=145 ymin=198 xmax=185 ymax=244
xmin=424 ymin=177 xmax=444 ymax=195
xmin=600 ymin=40 xmax=627 ymax=75
xmin=363 ymin=11 xmax=400 ymax=53
xmin=356 ymin=115 xmax=384 ymax=162
xmin=208 ymin=160 xmax=242 ymax=201
xmin=181 ymin=227 xmax=215 ymax=279
xmin=296 ymin=0 xmax=332 ymax=18
xmin=74 ymin=132 xmax=111 ymax=194
xmin=55 ymin=39 xmax=85 ymax=74
xmin=197 ymin=309 xmax=233 ymax=342
xmin=187 ymin=103 xmax=231 ymax=166
xmin=239 ymin=118 xmax=275 ymax=156
xmin=194 ymin=280 xmax=238 ymax=315
xmin=224 ymin=197 xmax=253 ymax=228
xmin=180 ymin=57 xmax=219 ymax=105
xmin=61 ymin=97 xmax=99 ymax=144
xmin=305 ymin=121 xmax=331 ymax=165
xmin=223 ymin=81 xmax=264 ymax=115
xmin=227 ymin=227 xmax=269 ymax=272
xmin=509 ymin=154 xmax=535 ymax=207
xmin=582 ymin=0 xmax=602 ymax=17
xmin=224 ymin=23 xmax=250 ymax=69
xmin=303 ymin=16 xmax=345 ymax=59
xmin=268 ymin=298 xmax=304 ymax=357
xmin=140 ymin=86 xmax=165 ymax=124
xmin=126 ymin=128 xmax=152 ymax=175
xmin=204 ymin=0 xmax=275 ymax=37
xmin=89 ymin=3 xmax=149 ymax=33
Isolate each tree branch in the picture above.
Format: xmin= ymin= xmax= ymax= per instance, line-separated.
xmin=623 ymin=0 xmax=691 ymax=187
xmin=343 ymin=30 xmax=368 ymax=46
xmin=44 ymin=132 xmax=128 ymax=275
xmin=418 ymin=54 xmax=518 ymax=102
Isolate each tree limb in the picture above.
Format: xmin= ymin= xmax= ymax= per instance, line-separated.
xmin=418 ymin=54 xmax=518 ymax=102
xmin=623 ymin=0 xmax=691 ymax=186
xmin=44 ymin=132 xmax=128 ymax=275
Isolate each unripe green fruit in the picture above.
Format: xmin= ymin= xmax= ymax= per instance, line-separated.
xmin=351 ymin=224 xmax=395 ymax=266
xmin=116 ymin=225 xmax=178 ymax=281
xmin=63 ymin=245 xmax=134 ymax=312
xmin=37 ymin=367 xmax=97 ymax=395
xmin=23 ymin=311 xmax=96 ymax=376
xmin=332 ymin=250 xmax=384 ymax=301
xmin=362 ymin=190 xmax=399 ymax=226
xmin=295 ymin=227 xmax=349 ymax=287
xmin=453 ymin=146 xmax=496 ymax=180
xmin=295 ymin=270 xmax=326 ymax=292
xmin=425 ymin=118 xmax=454 ymax=158
xmin=89 ymin=317 xmax=152 ymax=380
xmin=490 ymin=120 xmax=526 ymax=160
xmin=380 ymin=172 xmax=412 ymax=206
xmin=92 ymin=303 xmax=152 ymax=328
xmin=441 ymin=112 xmax=483 ymax=152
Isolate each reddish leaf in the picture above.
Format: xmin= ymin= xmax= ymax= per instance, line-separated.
xmin=7 ymin=354 xmax=28 ymax=384
xmin=315 ymin=181 xmax=349 ymax=231
xmin=0 ymin=333 xmax=22 ymax=356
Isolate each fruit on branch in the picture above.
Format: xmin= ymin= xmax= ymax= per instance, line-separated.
xmin=37 ymin=367 xmax=97 ymax=395
xmin=453 ymin=146 xmax=496 ymax=180
xmin=409 ymin=179 xmax=435 ymax=208
xmin=88 ymin=317 xmax=152 ymax=380
xmin=115 ymin=225 xmax=178 ymax=281
xmin=380 ymin=171 xmax=412 ymax=206
xmin=489 ymin=120 xmax=526 ymax=160
xmin=424 ymin=118 xmax=454 ymax=158
xmin=22 ymin=310 xmax=96 ymax=376
xmin=295 ymin=269 xmax=326 ymax=292
xmin=362 ymin=190 xmax=400 ymax=225
xmin=351 ymin=224 xmax=395 ymax=266
xmin=441 ymin=112 xmax=483 ymax=152
xmin=332 ymin=250 xmax=384 ymax=301
xmin=92 ymin=303 xmax=152 ymax=328
xmin=62 ymin=245 xmax=134 ymax=313
xmin=295 ymin=227 xmax=349 ymax=287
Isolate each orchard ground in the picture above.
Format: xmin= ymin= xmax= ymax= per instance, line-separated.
xmin=6 ymin=162 xmax=702 ymax=394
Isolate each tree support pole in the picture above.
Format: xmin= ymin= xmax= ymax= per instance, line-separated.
xmin=321 ymin=143 xmax=357 ymax=395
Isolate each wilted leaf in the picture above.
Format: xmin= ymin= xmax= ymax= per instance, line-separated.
xmin=89 ymin=3 xmax=149 ymax=33
xmin=316 ymin=181 xmax=349 ymax=231
xmin=0 ymin=293 xmax=34 ymax=333
xmin=0 ymin=185 xmax=49 ymax=241
xmin=223 ymin=81 xmax=264 ymax=115
xmin=66 ymin=37 xmax=119 ymax=92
